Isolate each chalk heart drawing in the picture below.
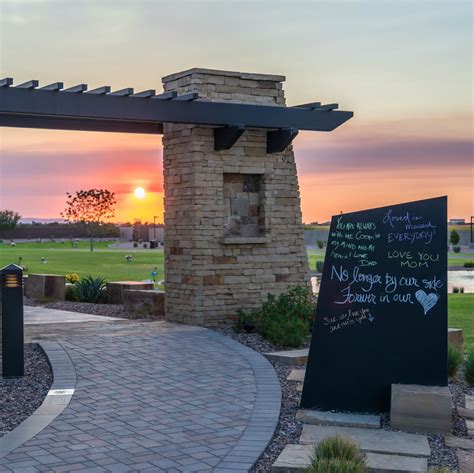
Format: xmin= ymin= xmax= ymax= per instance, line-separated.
xmin=415 ymin=290 xmax=439 ymax=315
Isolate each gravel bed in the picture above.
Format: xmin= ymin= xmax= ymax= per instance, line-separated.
xmin=24 ymin=297 xmax=158 ymax=320
xmin=0 ymin=344 xmax=53 ymax=437
xmin=218 ymin=329 xmax=473 ymax=473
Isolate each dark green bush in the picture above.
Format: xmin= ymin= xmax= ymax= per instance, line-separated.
xmin=305 ymin=435 xmax=366 ymax=473
xmin=464 ymin=261 xmax=474 ymax=268
xmin=74 ymin=275 xmax=107 ymax=303
xmin=317 ymin=240 xmax=324 ymax=249
xmin=464 ymin=350 xmax=474 ymax=386
xmin=448 ymin=344 xmax=462 ymax=377
xmin=450 ymin=229 xmax=460 ymax=246
xmin=452 ymin=287 xmax=464 ymax=294
xmin=237 ymin=285 xmax=315 ymax=347
xmin=65 ymin=284 xmax=78 ymax=301
xmin=452 ymin=245 xmax=461 ymax=253
xmin=316 ymin=260 xmax=324 ymax=273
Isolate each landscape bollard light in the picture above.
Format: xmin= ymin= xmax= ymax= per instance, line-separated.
xmin=1 ymin=264 xmax=24 ymax=378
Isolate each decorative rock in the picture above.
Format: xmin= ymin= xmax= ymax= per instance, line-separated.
xmin=296 ymin=409 xmax=380 ymax=429
xmin=448 ymin=328 xmax=464 ymax=356
xmin=264 ymin=349 xmax=308 ymax=366
xmin=123 ymin=290 xmax=165 ymax=318
xmin=445 ymin=435 xmax=474 ymax=450
xmin=466 ymin=419 xmax=474 ymax=436
xmin=271 ymin=444 xmax=313 ymax=472
xmin=458 ymin=407 xmax=474 ymax=421
xmin=106 ymin=281 xmax=154 ymax=304
xmin=299 ymin=425 xmax=430 ymax=457
xmin=366 ymin=452 xmax=427 ymax=473
xmin=25 ymin=274 xmax=66 ymax=301
xmin=287 ymin=369 xmax=305 ymax=382
xmin=466 ymin=395 xmax=474 ymax=411
xmin=457 ymin=450 xmax=474 ymax=473
xmin=390 ymin=384 xmax=452 ymax=433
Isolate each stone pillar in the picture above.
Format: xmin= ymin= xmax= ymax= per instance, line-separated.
xmin=162 ymin=68 xmax=309 ymax=326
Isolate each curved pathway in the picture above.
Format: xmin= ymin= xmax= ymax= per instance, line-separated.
xmin=0 ymin=312 xmax=281 ymax=472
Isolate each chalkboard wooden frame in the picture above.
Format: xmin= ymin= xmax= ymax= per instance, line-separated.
xmin=301 ymin=196 xmax=448 ymax=412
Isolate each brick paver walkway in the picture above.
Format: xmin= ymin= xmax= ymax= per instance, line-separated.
xmin=0 ymin=315 xmax=280 ymax=472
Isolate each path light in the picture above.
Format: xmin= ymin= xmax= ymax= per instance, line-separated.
xmin=1 ymin=264 xmax=24 ymax=378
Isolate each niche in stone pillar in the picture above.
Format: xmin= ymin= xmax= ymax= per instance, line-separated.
xmin=223 ymin=173 xmax=265 ymax=238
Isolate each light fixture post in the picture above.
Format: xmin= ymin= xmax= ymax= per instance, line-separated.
xmin=1 ymin=264 xmax=24 ymax=378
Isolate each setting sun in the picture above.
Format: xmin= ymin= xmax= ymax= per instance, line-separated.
xmin=134 ymin=187 xmax=146 ymax=199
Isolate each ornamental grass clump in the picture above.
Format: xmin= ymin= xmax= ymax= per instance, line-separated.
xmin=305 ymin=435 xmax=366 ymax=473
xmin=237 ymin=285 xmax=315 ymax=347
xmin=447 ymin=344 xmax=462 ymax=377
xmin=74 ymin=275 xmax=107 ymax=303
xmin=464 ymin=350 xmax=474 ymax=386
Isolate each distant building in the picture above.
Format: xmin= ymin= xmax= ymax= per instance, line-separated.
xmin=119 ymin=225 xmax=164 ymax=243
xmin=449 ymin=219 xmax=465 ymax=225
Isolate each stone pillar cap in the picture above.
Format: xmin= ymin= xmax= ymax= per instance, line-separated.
xmin=162 ymin=67 xmax=285 ymax=83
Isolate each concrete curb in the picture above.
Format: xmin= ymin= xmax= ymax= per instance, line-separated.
xmin=0 ymin=341 xmax=76 ymax=458
xmin=209 ymin=332 xmax=282 ymax=472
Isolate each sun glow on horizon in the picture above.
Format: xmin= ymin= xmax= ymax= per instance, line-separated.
xmin=134 ymin=187 xmax=146 ymax=199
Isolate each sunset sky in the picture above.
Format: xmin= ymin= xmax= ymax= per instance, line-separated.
xmin=0 ymin=0 xmax=472 ymax=223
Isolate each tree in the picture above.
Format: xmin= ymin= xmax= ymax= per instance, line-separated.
xmin=62 ymin=189 xmax=116 ymax=252
xmin=0 ymin=210 xmax=21 ymax=230
xmin=450 ymin=229 xmax=460 ymax=246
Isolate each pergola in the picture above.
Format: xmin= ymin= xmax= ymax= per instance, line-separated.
xmin=0 ymin=78 xmax=353 ymax=152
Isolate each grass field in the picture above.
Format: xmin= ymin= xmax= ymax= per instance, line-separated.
xmin=1 ymin=242 xmax=472 ymax=279
xmin=0 ymin=241 xmax=164 ymax=282
xmin=1 ymin=242 xmax=472 ymax=349
xmin=449 ymin=294 xmax=474 ymax=353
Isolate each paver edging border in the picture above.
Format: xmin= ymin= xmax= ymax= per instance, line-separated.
xmin=207 ymin=331 xmax=282 ymax=472
xmin=0 ymin=341 xmax=76 ymax=458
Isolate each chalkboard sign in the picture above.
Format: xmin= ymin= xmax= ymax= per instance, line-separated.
xmin=301 ymin=197 xmax=447 ymax=412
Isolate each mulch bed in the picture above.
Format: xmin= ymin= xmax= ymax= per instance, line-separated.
xmin=218 ymin=329 xmax=473 ymax=472
xmin=0 ymin=344 xmax=52 ymax=437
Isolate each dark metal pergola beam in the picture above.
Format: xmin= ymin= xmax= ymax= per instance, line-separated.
xmin=214 ymin=125 xmax=245 ymax=151
xmin=267 ymin=128 xmax=299 ymax=153
xmin=0 ymin=78 xmax=353 ymax=150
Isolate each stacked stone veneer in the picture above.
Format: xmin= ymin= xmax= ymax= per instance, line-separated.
xmin=162 ymin=68 xmax=309 ymax=326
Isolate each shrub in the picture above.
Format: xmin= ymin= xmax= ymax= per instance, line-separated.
xmin=237 ymin=285 xmax=315 ymax=347
xmin=450 ymin=229 xmax=460 ymax=246
xmin=143 ymin=243 xmax=148 ymax=249
xmin=65 ymin=285 xmax=78 ymax=301
xmin=448 ymin=344 xmax=462 ymax=377
xmin=74 ymin=275 xmax=107 ymax=303
xmin=464 ymin=350 xmax=474 ymax=386
xmin=452 ymin=287 xmax=464 ymax=294
xmin=464 ymin=261 xmax=474 ymax=268
xmin=452 ymin=245 xmax=461 ymax=253
xmin=316 ymin=261 xmax=324 ymax=273
xmin=317 ymin=240 xmax=324 ymax=249
xmin=65 ymin=273 xmax=80 ymax=284
xmin=306 ymin=435 xmax=366 ymax=473
xmin=133 ymin=242 xmax=138 ymax=248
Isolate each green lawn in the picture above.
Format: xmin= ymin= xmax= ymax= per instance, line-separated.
xmin=449 ymin=293 xmax=474 ymax=353
xmin=1 ymin=243 xmax=472 ymax=350
xmin=0 ymin=242 xmax=164 ymax=282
